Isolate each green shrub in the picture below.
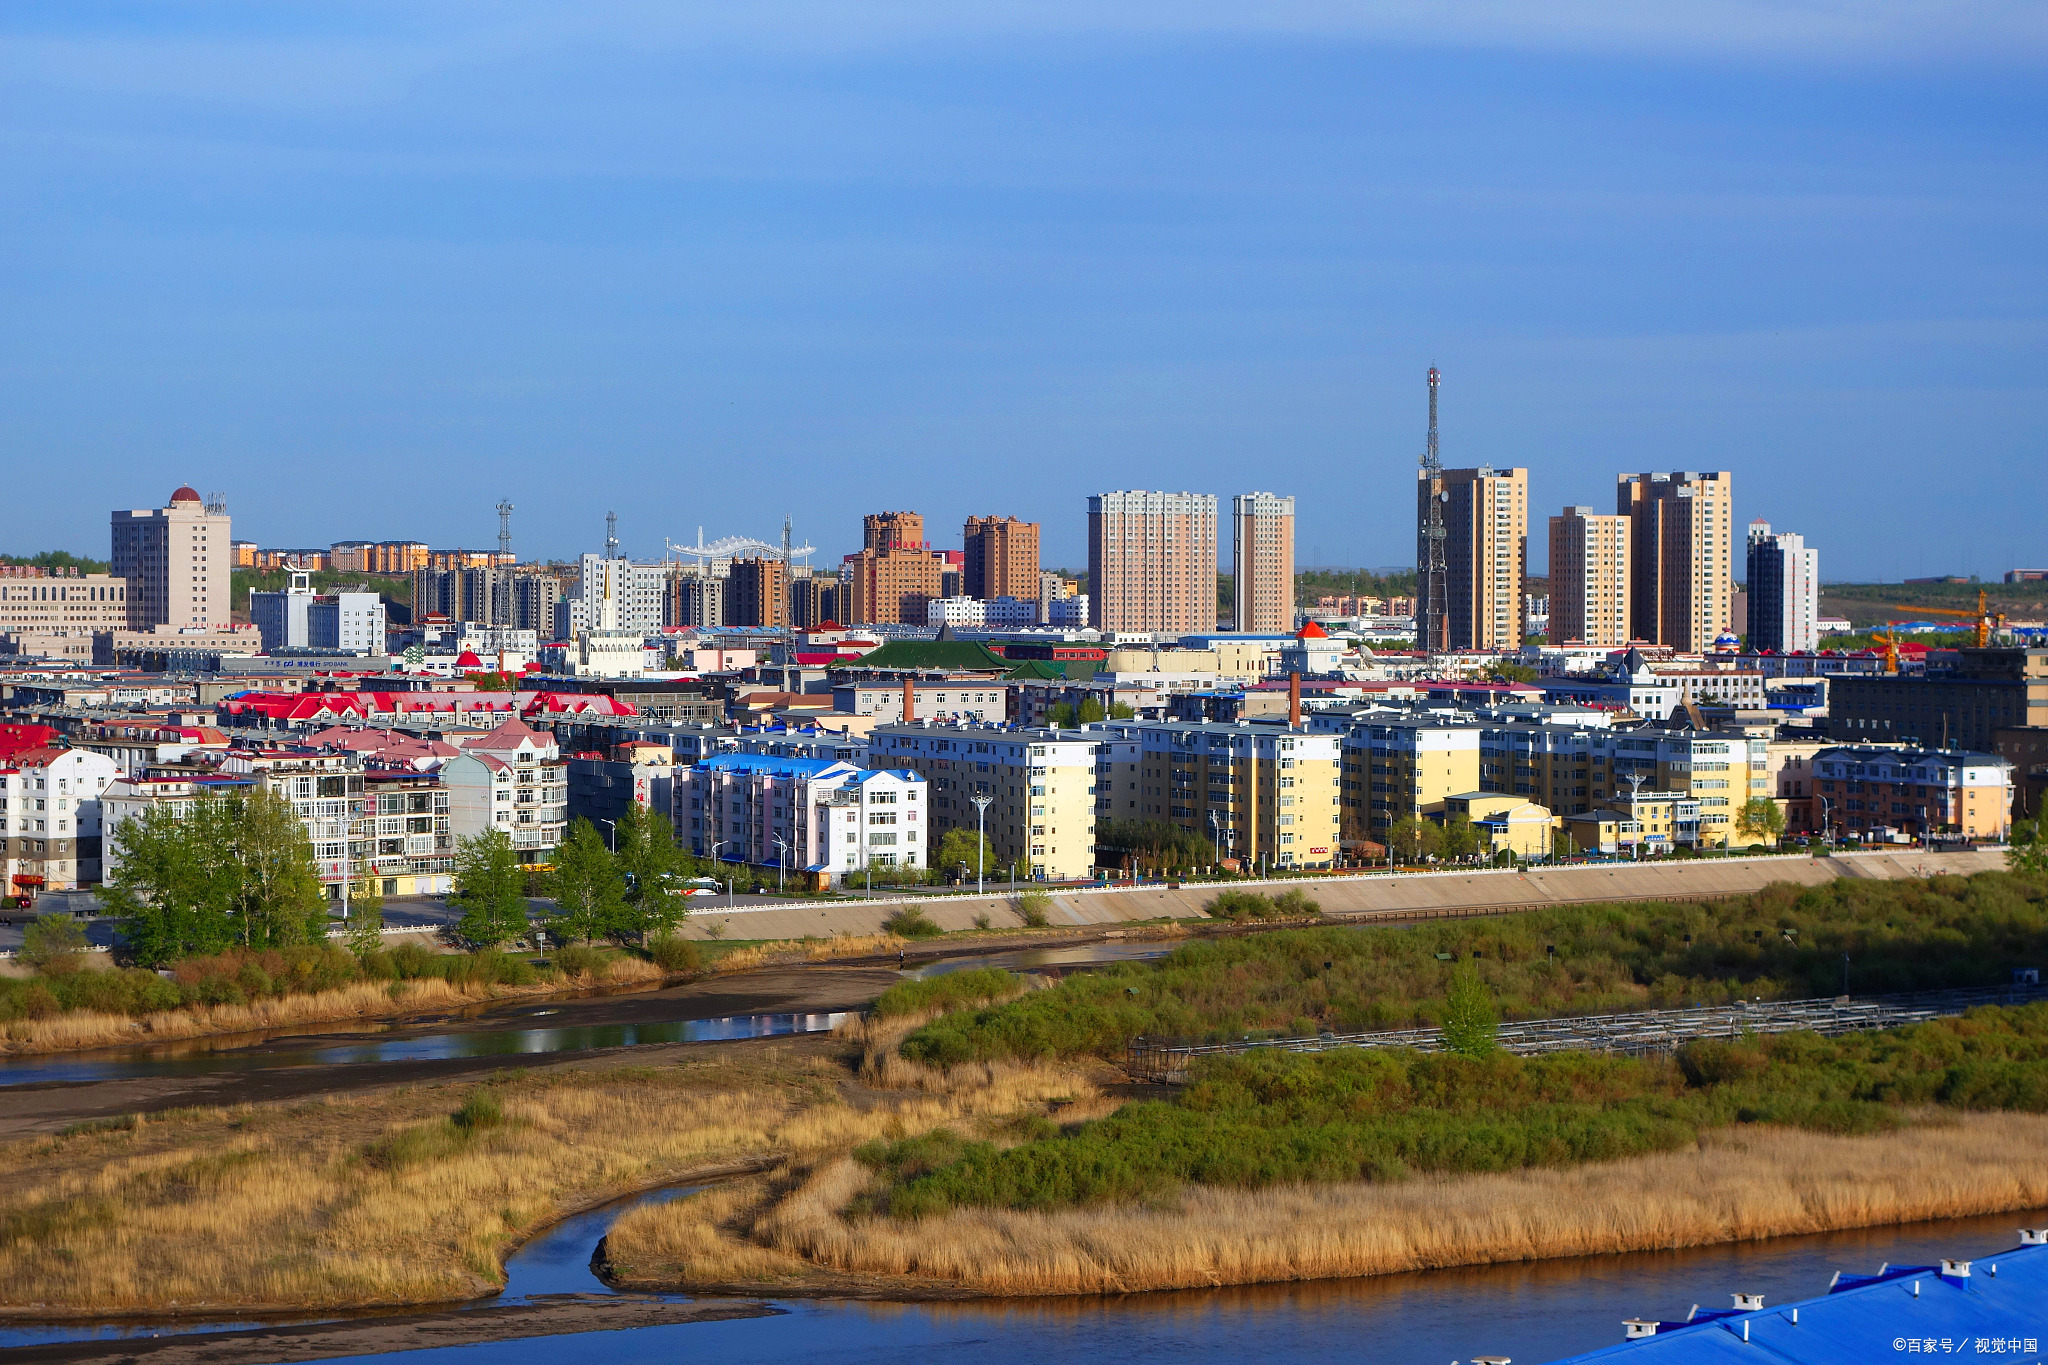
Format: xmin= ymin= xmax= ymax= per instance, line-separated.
xmin=454 ymin=1092 xmax=505 ymax=1131
xmin=1015 ymin=889 xmax=1052 ymax=928
xmin=902 ymin=870 xmax=2048 ymax=1066
xmin=871 ymin=1005 xmax=2048 ymax=1218
xmin=552 ymin=944 xmax=610 ymax=979
xmin=647 ymin=934 xmax=700 ymax=973
xmin=884 ymin=908 xmax=943 ymax=940
xmin=872 ymin=968 xmax=1024 ymax=1020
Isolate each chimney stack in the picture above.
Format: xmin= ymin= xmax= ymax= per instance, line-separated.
xmin=902 ymin=677 xmax=916 ymax=723
xmin=1288 ymin=671 xmax=1302 ymax=727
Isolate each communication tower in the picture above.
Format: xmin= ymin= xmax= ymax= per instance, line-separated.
xmin=1418 ymin=367 xmax=1450 ymax=654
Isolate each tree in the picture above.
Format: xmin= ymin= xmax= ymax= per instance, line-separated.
xmin=1441 ymin=966 xmax=1499 ymax=1057
xmin=614 ymin=802 xmax=688 ymax=942
xmin=346 ymin=868 xmax=385 ymax=957
xmin=1109 ymin=701 xmax=1136 ymax=720
xmin=1487 ymin=662 xmax=1540 ymax=684
xmin=1734 ymin=798 xmax=1787 ymax=847
xmin=1388 ymin=817 xmax=1441 ymax=865
xmin=1440 ymin=813 xmax=1479 ymax=862
xmin=1075 ymin=696 xmax=1106 ymax=724
xmin=1554 ymin=828 xmax=1578 ymax=861
xmin=451 ymin=827 xmax=530 ymax=949
xmin=21 ymin=914 xmax=87 ymax=975
xmin=102 ymin=789 xmax=326 ymax=967
xmin=228 ymin=788 xmax=330 ymax=948
xmin=546 ymin=819 xmax=627 ymax=944
xmin=936 ymin=827 xmax=999 ymax=880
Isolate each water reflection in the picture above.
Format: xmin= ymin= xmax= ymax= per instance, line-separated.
xmin=0 ymin=1012 xmax=853 ymax=1088
xmin=906 ymin=940 xmax=1175 ymax=980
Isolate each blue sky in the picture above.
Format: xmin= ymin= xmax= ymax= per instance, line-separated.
xmin=2 ymin=3 xmax=2043 ymax=580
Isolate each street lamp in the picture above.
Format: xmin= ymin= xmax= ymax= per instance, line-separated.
xmin=597 ymin=818 xmax=617 ymax=853
xmin=971 ymin=794 xmax=993 ymax=896
xmin=773 ymin=836 xmax=790 ymax=893
xmin=1208 ymin=809 xmax=1221 ymax=869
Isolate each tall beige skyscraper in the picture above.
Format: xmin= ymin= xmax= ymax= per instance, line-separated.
xmin=1547 ymin=506 xmax=1631 ymax=647
xmin=1420 ymin=466 xmax=1527 ymax=650
xmin=1230 ymin=492 xmax=1295 ymax=634
xmin=1617 ymin=471 xmax=1734 ymax=652
xmin=110 ymin=486 xmax=231 ymax=630
xmin=1087 ymin=491 xmax=1218 ymax=632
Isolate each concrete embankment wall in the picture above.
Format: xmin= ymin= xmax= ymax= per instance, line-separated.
xmin=678 ymin=848 xmax=2011 ymax=943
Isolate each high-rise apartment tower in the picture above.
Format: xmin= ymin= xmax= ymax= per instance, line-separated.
xmin=1547 ymin=506 xmax=1631 ymax=647
xmin=110 ymin=486 xmax=231 ymax=630
xmin=1617 ymin=471 xmax=1734 ymax=652
xmin=725 ymin=556 xmax=790 ymax=630
xmin=1746 ymin=519 xmax=1819 ymax=653
xmin=1231 ymin=492 xmax=1296 ymax=634
xmin=1086 ymin=491 xmax=1218 ymax=633
xmin=1418 ymin=467 xmax=1527 ymax=651
xmin=962 ymin=516 xmax=1040 ymax=603
xmin=845 ymin=511 xmax=942 ymax=625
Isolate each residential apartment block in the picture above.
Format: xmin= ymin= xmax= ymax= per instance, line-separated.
xmin=1339 ymin=717 xmax=1483 ymax=845
xmin=725 ymin=556 xmax=789 ymax=630
xmin=1132 ymin=721 xmax=1339 ymax=869
xmin=1423 ymin=467 xmax=1527 ymax=650
xmin=1746 ymin=520 xmax=1820 ymax=654
xmin=439 ymin=719 xmax=569 ymax=865
xmin=963 ymin=516 xmax=1041 ymax=602
xmin=111 ymin=486 xmax=231 ymax=630
xmin=1547 ymin=506 xmax=1630 ymax=647
xmin=1087 ymin=491 xmax=1218 ymax=633
xmin=1618 ymin=471 xmax=1734 ymax=652
xmin=868 ymin=723 xmax=1097 ymax=880
xmin=1810 ymin=745 xmax=2013 ymax=841
xmin=677 ymin=753 xmax=927 ymax=882
xmin=1830 ymin=648 xmax=2048 ymax=754
xmin=846 ymin=511 xmax=944 ymax=625
xmin=1 ymin=744 xmax=121 ymax=891
xmin=1231 ymin=492 xmax=1296 ymax=634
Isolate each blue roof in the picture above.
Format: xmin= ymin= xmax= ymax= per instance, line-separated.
xmin=693 ymin=753 xmax=845 ymax=778
xmin=1550 ymin=1241 xmax=2048 ymax=1364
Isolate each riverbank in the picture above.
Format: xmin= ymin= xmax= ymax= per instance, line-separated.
xmin=600 ymin=1112 xmax=2048 ymax=1298
xmin=0 ymin=1031 xmax=1104 ymax=1318
xmin=0 ymin=1297 xmax=782 ymax=1365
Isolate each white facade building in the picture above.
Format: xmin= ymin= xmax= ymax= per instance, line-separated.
xmin=927 ymin=596 xmax=986 ymax=628
xmin=677 ymin=753 xmax=927 ymax=882
xmin=439 ymin=718 xmax=569 ymax=864
xmin=250 ymin=573 xmax=387 ymax=655
xmin=2 ymin=746 xmax=122 ymax=890
xmin=867 ymin=723 xmax=1100 ymax=881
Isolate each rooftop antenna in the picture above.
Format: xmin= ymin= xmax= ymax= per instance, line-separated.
xmin=204 ymin=491 xmax=228 ymax=517
xmin=497 ymin=500 xmax=514 ymax=560
xmin=1419 ymin=366 xmax=1450 ymax=656
xmin=605 ymin=510 xmax=619 ymax=561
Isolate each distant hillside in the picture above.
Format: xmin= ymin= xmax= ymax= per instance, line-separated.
xmin=0 ymin=550 xmax=111 ymax=575
xmin=1821 ymin=581 xmax=2047 ymax=629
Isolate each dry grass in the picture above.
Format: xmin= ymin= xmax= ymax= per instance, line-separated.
xmin=746 ymin=1112 xmax=2048 ymax=1295
xmin=0 ymin=978 xmax=546 ymax=1056
xmin=708 ymin=933 xmax=910 ymax=974
xmin=0 ymin=1039 xmax=1099 ymax=1315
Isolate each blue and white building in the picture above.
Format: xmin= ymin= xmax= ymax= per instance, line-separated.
xmin=676 ymin=753 xmax=926 ymax=883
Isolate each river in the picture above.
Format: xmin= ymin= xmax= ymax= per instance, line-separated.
xmin=6 ymin=1196 xmax=2043 ymax=1363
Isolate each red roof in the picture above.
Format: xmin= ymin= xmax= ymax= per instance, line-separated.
xmin=1296 ymin=621 xmax=1330 ymax=639
xmin=456 ymin=651 xmax=484 ymax=668
xmin=170 ymin=485 xmax=202 ymax=503
xmin=813 ymin=620 xmax=844 ymax=631
xmin=0 ymin=724 xmax=62 ymax=758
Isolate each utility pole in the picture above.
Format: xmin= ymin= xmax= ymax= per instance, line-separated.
xmin=1419 ymin=366 xmax=1450 ymax=655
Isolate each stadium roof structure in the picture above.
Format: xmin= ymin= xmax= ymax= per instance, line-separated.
xmin=1546 ymin=1235 xmax=2047 ymax=1364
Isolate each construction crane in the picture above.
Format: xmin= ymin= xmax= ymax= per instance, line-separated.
xmin=1878 ymin=589 xmax=2006 ymax=649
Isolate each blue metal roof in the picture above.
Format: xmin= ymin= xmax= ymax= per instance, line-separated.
xmin=1549 ymin=1240 xmax=2048 ymax=1364
xmin=692 ymin=753 xmax=845 ymax=778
